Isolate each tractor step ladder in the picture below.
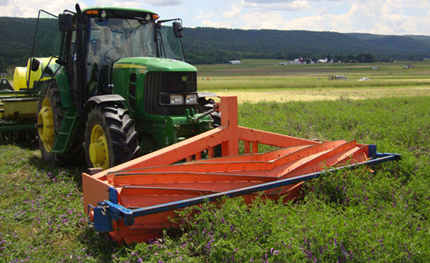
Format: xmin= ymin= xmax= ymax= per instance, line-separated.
xmin=52 ymin=107 xmax=78 ymax=153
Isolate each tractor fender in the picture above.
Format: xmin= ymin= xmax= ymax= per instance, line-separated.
xmin=83 ymin=94 xmax=126 ymax=111
xmin=44 ymin=63 xmax=74 ymax=108
xmin=83 ymin=95 xmax=126 ymax=120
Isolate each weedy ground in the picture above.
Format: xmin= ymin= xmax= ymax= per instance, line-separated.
xmin=1 ymin=96 xmax=429 ymax=262
xmin=1 ymin=61 xmax=430 ymax=262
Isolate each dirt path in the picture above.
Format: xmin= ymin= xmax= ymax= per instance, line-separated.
xmin=212 ymin=87 xmax=430 ymax=103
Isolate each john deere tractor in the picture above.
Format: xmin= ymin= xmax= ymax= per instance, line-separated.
xmin=26 ymin=5 xmax=218 ymax=169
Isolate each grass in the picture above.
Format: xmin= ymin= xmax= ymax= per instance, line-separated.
xmin=1 ymin=61 xmax=430 ymax=262
xmin=198 ymin=75 xmax=430 ymax=91
xmin=196 ymin=60 xmax=430 ymax=76
xmin=197 ymin=60 xmax=430 ymax=99
xmin=197 ymin=60 xmax=430 ymax=103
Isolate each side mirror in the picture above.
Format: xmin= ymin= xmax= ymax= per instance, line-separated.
xmin=58 ymin=14 xmax=73 ymax=32
xmin=173 ymin=21 xmax=183 ymax=38
xmin=30 ymin=58 xmax=40 ymax=71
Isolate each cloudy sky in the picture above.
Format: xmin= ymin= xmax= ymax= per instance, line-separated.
xmin=1 ymin=0 xmax=429 ymax=35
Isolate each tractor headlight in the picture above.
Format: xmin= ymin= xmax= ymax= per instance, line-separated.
xmin=185 ymin=94 xmax=197 ymax=105
xmin=159 ymin=93 xmax=198 ymax=106
xmin=170 ymin=95 xmax=183 ymax=105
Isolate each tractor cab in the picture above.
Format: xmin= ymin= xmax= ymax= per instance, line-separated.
xmin=74 ymin=8 xmax=187 ymax=98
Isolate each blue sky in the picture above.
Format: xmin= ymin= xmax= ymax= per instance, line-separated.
xmin=1 ymin=0 xmax=429 ymax=35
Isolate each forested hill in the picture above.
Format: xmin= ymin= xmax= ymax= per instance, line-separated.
xmin=0 ymin=16 xmax=429 ymax=70
xmin=0 ymin=17 xmax=59 ymax=71
xmin=183 ymin=28 xmax=430 ymax=64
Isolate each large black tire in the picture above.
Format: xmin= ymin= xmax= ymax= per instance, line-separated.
xmin=211 ymin=112 xmax=222 ymax=157
xmin=37 ymin=83 xmax=84 ymax=166
xmin=85 ymin=104 xmax=140 ymax=170
xmin=198 ymin=97 xmax=222 ymax=157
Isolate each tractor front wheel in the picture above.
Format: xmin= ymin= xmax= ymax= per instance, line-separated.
xmin=85 ymin=105 xmax=140 ymax=170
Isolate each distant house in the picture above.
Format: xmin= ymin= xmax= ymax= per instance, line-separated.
xmin=289 ymin=58 xmax=305 ymax=65
xmin=229 ymin=60 xmax=241 ymax=64
xmin=0 ymin=73 xmax=6 ymax=77
xmin=317 ymin=58 xmax=328 ymax=63
xmin=403 ymin=65 xmax=414 ymax=69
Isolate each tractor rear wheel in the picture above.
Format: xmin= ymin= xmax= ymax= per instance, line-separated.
xmin=85 ymin=104 xmax=140 ymax=170
xmin=37 ymin=83 xmax=84 ymax=166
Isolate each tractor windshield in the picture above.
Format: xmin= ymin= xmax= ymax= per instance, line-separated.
xmin=156 ymin=20 xmax=185 ymax=61
xmin=87 ymin=17 xmax=156 ymax=66
xmin=85 ymin=16 xmax=185 ymax=95
xmin=86 ymin=17 xmax=156 ymax=94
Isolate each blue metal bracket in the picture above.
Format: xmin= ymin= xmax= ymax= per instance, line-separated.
xmin=368 ymin=144 xmax=377 ymax=158
xmin=109 ymin=186 xmax=118 ymax=204
xmin=88 ymin=204 xmax=113 ymax=232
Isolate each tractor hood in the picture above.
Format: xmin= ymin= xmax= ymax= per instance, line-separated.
xmin=112 ymin=57 xmax=197 ymax=73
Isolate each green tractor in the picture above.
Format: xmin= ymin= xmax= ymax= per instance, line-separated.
xmin=27 ymin=5 xmax=218 ymax=169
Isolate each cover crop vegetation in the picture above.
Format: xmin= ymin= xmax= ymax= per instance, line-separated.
xmin=1 ymin=95 xmax=429 ymax=262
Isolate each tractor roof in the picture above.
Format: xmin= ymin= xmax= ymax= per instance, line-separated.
xmin=82 ymin=6 xmax=159 ymax=19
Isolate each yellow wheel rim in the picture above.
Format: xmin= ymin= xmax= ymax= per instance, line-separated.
xmin=89 ymin=124 xmax=109 ymax=170
xmin=37 ymin=98 xmax=54 ymax=152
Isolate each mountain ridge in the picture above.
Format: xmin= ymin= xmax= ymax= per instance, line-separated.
xmin=0 ymin=17 xmax=428 ymax=69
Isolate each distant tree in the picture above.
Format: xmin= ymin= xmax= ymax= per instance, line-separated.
xmin=346 ymin=54 xmax=355 ymax=62
xmin=365 ymin=53 xmax=374 ymax=62
xmin=0 ymin=57 xmax=6 ymax=73
xmin=354 ymin=53 xmax=374 ymax=63
xmin=334 ymin=54 xmax=343 ymax=62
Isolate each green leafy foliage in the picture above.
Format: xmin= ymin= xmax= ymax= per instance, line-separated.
xmin=0 ymin=17 xmax=59 ymax=68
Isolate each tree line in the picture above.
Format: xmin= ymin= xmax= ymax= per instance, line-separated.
xmin=182 ymin=28 xmax=430 ymax=65
xmin=0 ymin=17 xmax=429 ymax=70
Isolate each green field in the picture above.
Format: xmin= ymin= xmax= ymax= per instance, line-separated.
xmin=1 ymin=61 xmax=430 ymax=262
xmin=197 ymin=60 xmax=430 ymax=102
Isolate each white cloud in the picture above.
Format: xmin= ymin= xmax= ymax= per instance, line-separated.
xmin=110 ymin=1 xmax=142 ymax=8
xmin=223 ymin=4 xmax=241 ymax=18
xmin=96 ymin=0 xmax=183 ymax=7
xmin=241 ymin=12 xmax=286 ymax=29
xmin=112 ymin=0 xmax=181 ymax=6
xmin=142 ymin=0 xmax=183 ymax=6
xmin=244 ymin=0 xmax=299 ymax=3
xmin=0 ymin=0 xmax=184 ymax=17
xmin=0 ymin=0 xmax=77 ymax=17
xmin=381 ymin=0 xmax=403 ymax=15
xmin=201 ymin=19 xmax=233 ymax=28
xmin=404 ymin=1 xmax=429 ymax=9
xmin=281 ymin=0 xmax=430 ymax=35
xmin=236 ymin=0 xmax=430 ymax=35
xmin=1 ymin=0 xmax=430 ymax=35
xmin=313 ymin=6 xmax=328 ymax=15
xmin=241 ymin=0 xmax=311 ymax=12
xmin=194 ymin=12 xmax=215 ymax=19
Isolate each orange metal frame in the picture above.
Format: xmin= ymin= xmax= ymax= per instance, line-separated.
xmin=82 ymin=96 xmax=370 ymax=243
